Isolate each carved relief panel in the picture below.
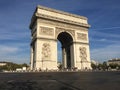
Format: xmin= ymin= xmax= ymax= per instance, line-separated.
xmin=55 ymin=27 xmax=75 ymax=39
xmin=39 ymin=19 xmax=88 ymax=31
xmin=39 ymin=26 xmax=54 ymax=36
xmin=79 ymin=47 xmax=87 ymax=62
xmin=42 ymin=43 xmax=51 ymax=60
xmin=77 ymin=33 xmax=87 ymax=41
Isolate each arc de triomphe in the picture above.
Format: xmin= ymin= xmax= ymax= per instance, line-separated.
xmin=29 ymin=5 xmax=91 ymax=70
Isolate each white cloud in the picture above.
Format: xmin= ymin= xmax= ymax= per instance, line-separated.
xmin=0 ymin=44 xmax=30 ymax=64
xmin=90 ymin=37 xmax=120 ymax=44
xmin=0 ymin=45 xmax=18 ymax=54
xmin=91 ymin=26 xmax=120 ymax=30
xmin=90 ymin=44 xmax=120 ymax=62
xmin=0 ymin=29 xmax=30 ymax=40
xmin=89 ymin=30 xmax=120 ymax=45
xmin=100 ymin=39 xmax=106 ymax=41
xmin=90 ymin=30 xmax=120 ymax=39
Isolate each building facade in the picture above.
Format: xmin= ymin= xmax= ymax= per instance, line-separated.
xmin=0 ymin=62 xmax=7 ymax=66
xmin=29 ymin=5 xmax=91 ymax=70
xmin=107 ymin=58 xmax=120 ymax=65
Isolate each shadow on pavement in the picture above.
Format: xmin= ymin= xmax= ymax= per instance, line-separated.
xmin=0 ymin=80 xmax=42 ymax=90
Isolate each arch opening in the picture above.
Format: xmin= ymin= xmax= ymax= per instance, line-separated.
xmin=57 ymin=32 xmax=73 ymax=69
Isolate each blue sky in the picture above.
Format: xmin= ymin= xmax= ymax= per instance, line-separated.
xmin=0 ymin=0 xmax=120 ymax=64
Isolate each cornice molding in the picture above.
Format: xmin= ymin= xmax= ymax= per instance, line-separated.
xmin=73 ymin=41 xmax=89 ymax=45
xmin=36 ymin=13 xmax=90 ymax=28
xmin=30 ymin=5 xmax=90 ymax=29
xmin=38 ymin=19 xmax=88 ymax=31
xmin=37 ymin=5 xmax=87 ymax=20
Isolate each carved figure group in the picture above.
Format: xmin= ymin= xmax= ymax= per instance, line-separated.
xmin=79 ymin=47 xmax=87 ymax=61
xmin=42 ymin=43 xmax=51 ymax=59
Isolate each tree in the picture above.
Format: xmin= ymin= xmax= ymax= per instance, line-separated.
xmin=102 ymin=62 xmax=108 ymax=70
xmin=58 ymin=63 xmax=62 ymax=70
xmin=91 ymin=63 xmax=97 ymax=70
xmin=109 ymin=63 xmax=119 ymax=69
xmin=0 ymin=62 xmax=29 ymax=71
xmin=21 ymin=63 xmax=28 ymax=67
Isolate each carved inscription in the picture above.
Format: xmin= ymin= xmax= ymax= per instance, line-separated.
xmin=42 ymin=43 xmax=51 ymax=59
xmin=77 ymin=33 xmax=87 ymax=40
xmin=40 ymin=26 xmax=54 ymax=36
xmin=79 ymin=47 xmax=87 ymax=61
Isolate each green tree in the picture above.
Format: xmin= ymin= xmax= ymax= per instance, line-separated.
xmin=91 ymin=63 xmax=97 ymax=70
xmin=97 ymin=63 xmax=103 ymax=70
xmin=58 ymin=63 xmax=62 ymax=70
xmin=109 ymin=63 xmax=119 ymax=69
xmin=0 ymin=62 xmax=29 ymax=71
xmin=102 ymin=62 xmax=108 ymax=70
xmin=21 ymin=63 xmax=28 ymax=67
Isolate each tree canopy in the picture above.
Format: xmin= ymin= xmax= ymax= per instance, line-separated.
xmin=0 ymin=62 xmax=29 ymax=71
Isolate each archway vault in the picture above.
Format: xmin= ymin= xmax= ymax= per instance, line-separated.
xmin=29 ymin=5 xmax=92 ymax=70
xmin=55 ymin=27 xmax=75 ymax=41
xmin=57 ymin=32 xmax=73 ymax=69
xmin=57 ymin=32 xmax=73 ymax=47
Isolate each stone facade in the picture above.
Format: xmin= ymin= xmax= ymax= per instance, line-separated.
xmin=0 ymin=62 xmax=7 ymax=66
xmin=107 ymin=58 xmax=120 ymax=65
xmin=29 ymin=5 xmax=91 ymax=70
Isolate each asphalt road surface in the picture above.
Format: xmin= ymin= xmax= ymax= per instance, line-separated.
xmin=0 ymin=71 xmax=120 ymax=90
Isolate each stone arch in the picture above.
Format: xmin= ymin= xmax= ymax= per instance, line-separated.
xmin=55 ymin=27 xmax=75 ymax=41
xmin=57 ymin=32 xmax=73 ymax=69
xmin=29 ymin=5 xmax=91 ymax=70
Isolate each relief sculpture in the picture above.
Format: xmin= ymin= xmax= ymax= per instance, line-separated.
xmin=55 ymin=27 xmax=75 ymax=39
xmin=79 ymin=47 xmax=87 ymax=61
xmin=77 ymin=33 xmax=87 ymax=41
xmin=40 ymin=26 xmax=54 ymax=36
xmin=42 ymin=43 xmax=51 ymax=59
